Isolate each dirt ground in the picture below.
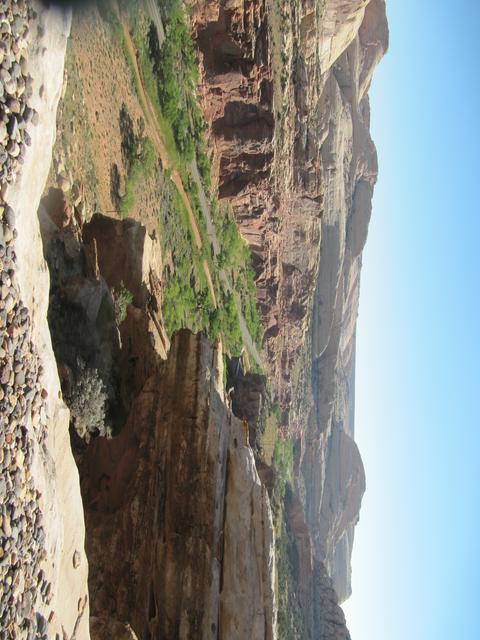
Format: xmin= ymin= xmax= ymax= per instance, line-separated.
xmin=49 ymin=2 xmax=163 ymax=234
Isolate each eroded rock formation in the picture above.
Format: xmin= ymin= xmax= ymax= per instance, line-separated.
xmin=191 ymin=0 xmax=388 ymax=610
xmin=79 ymin=330 xmax=276 ymax=640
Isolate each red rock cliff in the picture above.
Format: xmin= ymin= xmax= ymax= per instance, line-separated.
xmin=190 ymin=0 xmax=388 ymax=608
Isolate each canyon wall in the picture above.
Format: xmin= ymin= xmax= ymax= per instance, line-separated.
xmin=37 ymin=181 xmax=279 ymax=638
xmin=191 ymin=0 xmax=388 ymax=606
xmin=79 ymin=328 xmax=276 ymax=640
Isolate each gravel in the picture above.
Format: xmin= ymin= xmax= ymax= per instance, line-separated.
xmin=1 ymin=2 xmax=55 ymax=638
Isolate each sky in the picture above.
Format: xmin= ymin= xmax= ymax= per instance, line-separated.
xmin=343 ymin=1 xmax=480 ymax=639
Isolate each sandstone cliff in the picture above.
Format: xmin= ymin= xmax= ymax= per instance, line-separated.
xmin=79 ymin=329 xmax=276 ymax=640
xmin=190 ymin=0 xmax=388 ymax=608
xmin=37 ymin=190 xmax=277 ymax=639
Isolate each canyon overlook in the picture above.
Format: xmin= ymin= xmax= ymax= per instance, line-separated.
xmin=0 ymin=0 xmax=388 ymax=639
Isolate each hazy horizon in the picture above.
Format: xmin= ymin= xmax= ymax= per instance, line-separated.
xmin=344 ymin=1 xmax=480 ymax=638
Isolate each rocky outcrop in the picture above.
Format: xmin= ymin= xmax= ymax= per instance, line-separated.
xmin=302 ymin=1 xmax=388 ymax=600
xmin=283 ymin=490 xmax=353 ymax=640
xmin=221 ymin=438 xmax=276 ymax=639
xmin=191 ymin=0 xmax=388 ymax=612
xmin=1 ymin=2 xmax=89 ymax=638
xmin=313 ymin=560 xmax=351 ymax=640
xmin=82 ymin=214 xmax=164 ymax=310
xmin=39 ymin=193 xmax=278 ymax=638
xmin=316 ymin=0 xmax=372 ymax=74
xmin=229 ymin=367 xmax=268 ymax=450
xmin=191 ymin=0 xmax=323 ymax=414
xmin=315 ymin=430 xmax=365 ymax=603
xmin=78 ymin=327 xmax=276 ymax=640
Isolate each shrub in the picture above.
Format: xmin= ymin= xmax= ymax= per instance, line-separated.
xmin=273 ymin=437 xmax=294 ymax=502
xmin=112 ymin=282 xmax=133 ymax=324
xmin=66 ymin=359 xmax=110 ymax=442
xmin=119 ymin=136 xmax=157 ymax=218
xmin=219 ymin=292 xmax=243 ymax=357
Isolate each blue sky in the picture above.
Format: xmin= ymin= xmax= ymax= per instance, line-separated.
xmin=343 ymin=1 xmax=480 ymax=638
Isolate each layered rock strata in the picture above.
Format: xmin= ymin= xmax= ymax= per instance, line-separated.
xmin=283 ymin=490 xmax=352 ymax=640
xmin=79 ymin=330 xmax=276 ymax=640
xmin=39 ymin=193 xmax=277 ymax=640
xmin=191 ymin=0 xmax=388 ymax=607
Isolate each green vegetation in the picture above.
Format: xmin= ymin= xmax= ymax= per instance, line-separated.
xmin=159 ymin=181 xmax=246 ymax=357
xmin=129 ymin=1 xmax=210 ymax=184
xmin=273 ymin=436 xmax=295 ymax=503
xmin=135 ymin=2 xmax=261 ymax=360
xmin=148 ymin=0 xmax=211 ymax=186
xmin=152 ymin=7 xmax=200 ymax=161
xmin=112 ymin=282 xmax=134 ymax=324
xmin=210 ymin=292 xmax=243 ymax=356
xmin=101 ymin=0 xmax=263 ymax=364
xmin=271 ymin=437 xmax=306 ymax=639
xmin=163 ymin=274 xmax=213 ymax=335
xmin=263 ymin=400 xmax=305 ymax=638
xmin=120 ymin=136 xmax=156 ymax=218
xmin=212 ymin=202 xmax=263 ymax=350
xmin=159 ymin=178 xmax=215 ymax=335
xmin=276 ymin=512 xmax=305 ymax=640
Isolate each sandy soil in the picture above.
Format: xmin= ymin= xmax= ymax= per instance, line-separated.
xmin=50 ymin=3 xmax=163 ymax=234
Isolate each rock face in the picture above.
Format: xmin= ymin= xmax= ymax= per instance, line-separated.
xmin=191 ymin=0 xmax=388 ymax=611
xmin=302 ymin=0 xmax=388 ymax=597
xmin=78 ymin=329 xmax=276 ymax=640
xmin=313 ymin=560 xmax=351 ymax=640
xmin=317 ymin=0 xmax=373 ymax=73
xmin=2 ymin=2 xmax=89 ymax=638
xmin=315 ymin=430 xmax=365 ymax=603
xmin=39 ymin=199 xmax=277 ymax=639
xmin=221 ymin=440 xmax=276 ymax=639
xmin=284 ymin=490 xmax=352 ymax=640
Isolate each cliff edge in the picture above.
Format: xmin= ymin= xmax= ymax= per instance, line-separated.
xmin=1 ymin=2 xmax=89 ymax=638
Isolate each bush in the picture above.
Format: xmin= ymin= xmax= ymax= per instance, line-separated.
xmin=273 ymin=437 xmax=294 ymax=502
xmin=217 ymin=292 xmax=243 ymax=357
xmin=66 ymin=359 xmax=110 ymax=442
xmin=112 ymin=282 xmax=133 ymax=324
xmin=119 ymin=136 xmax=157 ymax=218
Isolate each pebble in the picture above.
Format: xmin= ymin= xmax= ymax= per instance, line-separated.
xmin=0 ymin=4 xmax=52 ymax=637
xmin=4 ymin=207 xmax=15 ymax=229
xmin=0 ymin=6 xmax=38 ymax=196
